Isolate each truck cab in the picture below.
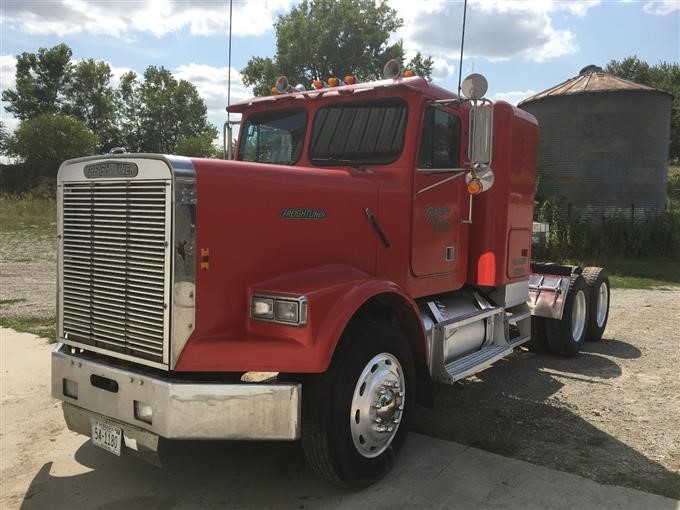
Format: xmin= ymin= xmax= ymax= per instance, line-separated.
xmin=51 ymin=68 xmax=610 ymax=487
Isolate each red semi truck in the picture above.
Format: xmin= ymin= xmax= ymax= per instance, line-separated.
xmin=51 ymin=67 xmax=610 ymax=487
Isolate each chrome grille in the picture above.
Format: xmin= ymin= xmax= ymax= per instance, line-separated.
xmin=60 ymin=180 xmax=171 ymax=365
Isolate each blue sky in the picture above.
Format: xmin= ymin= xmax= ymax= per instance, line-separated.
xmin=1 ymin=0 xmax=679 ymax=135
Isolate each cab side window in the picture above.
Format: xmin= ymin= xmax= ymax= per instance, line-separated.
xmin=418 ymin=106 xmax=461 ymax=169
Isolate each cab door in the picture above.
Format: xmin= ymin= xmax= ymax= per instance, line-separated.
xmin=411 ymin=105 xmax=467 ymax=277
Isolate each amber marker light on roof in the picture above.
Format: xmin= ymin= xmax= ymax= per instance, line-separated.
xmin=271 ymin=86 xmax=279 ymax=95
xmin=312 ymin=80 xmax=324 ymax=90
xmin=403 ymin=70 xmax=414 ymax=77
xmin=328 ymin=77 xmax=339 ymax=87
xmin=343 ymin=75 xmax=356 ymax=85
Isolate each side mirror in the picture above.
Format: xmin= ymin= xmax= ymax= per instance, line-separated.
xmin=468 ymin=104 xmax=493 ymax=165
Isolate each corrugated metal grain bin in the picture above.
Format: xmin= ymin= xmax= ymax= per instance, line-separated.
xmin=519 ymin=65 xmax=673 ymax=219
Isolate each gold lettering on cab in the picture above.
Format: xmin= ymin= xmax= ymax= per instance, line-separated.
xmin=425 ymin=206 xmax=451 ymax=232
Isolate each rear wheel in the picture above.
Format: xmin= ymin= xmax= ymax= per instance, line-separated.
xmin=526 ymin=316 xmax=549 ymax=353
xmin=547 ymin=274 xmax=589 ymax=357
xmin=301 ymin=320 xmax=415 ymax=488
xmin=582 ymin=267 xmax=610 ymax=342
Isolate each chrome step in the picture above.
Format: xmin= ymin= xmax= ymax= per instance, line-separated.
xmin=508 ymin=334 xmax=531 ymax=348
xmin=443 ymin=345 xmax=512 ymax=383
xmin=508 ymin=310 xmax=531 ymax=325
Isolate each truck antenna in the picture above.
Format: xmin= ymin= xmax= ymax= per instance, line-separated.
xmin=457 ymin=0 xmax=468 ymax=98
xmin=227 ymin=0 xmax=233 ymax=124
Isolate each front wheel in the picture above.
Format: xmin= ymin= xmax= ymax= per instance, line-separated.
xmin=301 ymin=320 xmax=415 ymax=488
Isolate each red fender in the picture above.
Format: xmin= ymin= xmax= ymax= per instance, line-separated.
xmin=175 ymin=264 xmax=426 ymax=373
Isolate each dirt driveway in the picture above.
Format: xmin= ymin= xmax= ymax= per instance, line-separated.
xmin=414 ymin=287 xmax=680 ymax=498
xmin=2 ymin=329 xmax=679 ymax=510
xmin=0 ymin=226 xmax=679 ymax=499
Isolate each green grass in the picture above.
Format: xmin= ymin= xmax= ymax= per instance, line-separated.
xmin=0 ymin=194 xmax=56 ymax=234
xmin=0 ymin=298 xmax=27 ymax=306
xmin=573 ymin=259 xmax=680 ymax=290
xmin=0 ymin=315 xmax=56 ymax=342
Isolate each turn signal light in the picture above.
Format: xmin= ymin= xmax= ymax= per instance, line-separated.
xmin=467 ymin=178 xmax=482 ymax=195
xmin=465 ymin=164 xmax=495 ymax=195
xmin=271 ymin=86 xmax=279 ymax=95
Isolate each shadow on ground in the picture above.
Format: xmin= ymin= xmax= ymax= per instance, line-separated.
xmin=22 ymin=439 xmax=341 ymax=510
xmin=411 ymin=337 xmax=680 ymax=500
xmin=18 ymin=339 xmax=680 ymax=509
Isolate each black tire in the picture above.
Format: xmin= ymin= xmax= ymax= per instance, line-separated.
xmin=546 ymin=274 xmax=589 ymax=357
xmin=301 ymin=319 xmax=415 ymax=488
xmin=526 ymin=316 xmax=550 ymax=352
xmin=582 ymin=267 xmax=610 ymax=342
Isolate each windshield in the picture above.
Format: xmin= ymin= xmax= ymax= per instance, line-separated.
xmin=310 ymin=99 xmax=407 ymax=165
xmin=238 ymin=109 xmax=306 ymax=164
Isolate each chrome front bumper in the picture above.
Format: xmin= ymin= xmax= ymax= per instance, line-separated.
xmin=52 ymin=345 xmax=301 ymax=455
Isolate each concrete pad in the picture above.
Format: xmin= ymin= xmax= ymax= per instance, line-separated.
xmin=1 ymin=328 xmax=679 ymax=510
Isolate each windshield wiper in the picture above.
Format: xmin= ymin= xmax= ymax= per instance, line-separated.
xmin=313 ymin=156 xmax=372 ymax=173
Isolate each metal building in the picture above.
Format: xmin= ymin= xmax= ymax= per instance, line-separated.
xmin=519 ymin=65 xmax=673 ymax=219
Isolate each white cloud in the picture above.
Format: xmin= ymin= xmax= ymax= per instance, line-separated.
xmin=1 ymin=55 xmax=17 ymax=92
xmin=491 ymin=89 xmax=538 ymax=105
xmin=431 ymin=58 xmax=455 ymax=80
xmin=2 ymin=0 xmax=293 ymax=38
xmin=395 ymin=0 xmax=598 ymax=64
xmin=1 ymin=55 xmax=18 ymax=135
xmin=173 ymin=63 xmax=251 ymax=118
xmin=643 ymin=0 xmax=680 ymax=15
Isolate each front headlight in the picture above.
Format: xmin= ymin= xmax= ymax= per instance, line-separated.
xmin=251 ymin=297 xmax=274 ymax=319
xmin=251 ymin=295 xmax=308 ymax=326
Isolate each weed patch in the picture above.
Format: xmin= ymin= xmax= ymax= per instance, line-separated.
xmin=0 ymin=194 xmax=56 ymax=234
xmin=0 ymin=315 xmax=56 ymax=342
xmin=0 ymin=298 xmax=27 ymax=306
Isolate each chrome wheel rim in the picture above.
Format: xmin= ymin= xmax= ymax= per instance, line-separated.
xmin=596 ymin=282 xmax=609 ymax=328
xmin=350 ymin=352 xmax=405 ymax=458
xmin=572 ymin=290 xmax=587 ymax=341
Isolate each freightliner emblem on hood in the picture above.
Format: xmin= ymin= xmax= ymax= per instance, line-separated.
xmin=280 ymin=208 xmax=327 ymax=220
xmin=84 ymin=161 xmax=139 ymax=179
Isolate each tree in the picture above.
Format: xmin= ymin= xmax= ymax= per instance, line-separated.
xmin=405 ymin=52 xmax=434 ymax=82
xmin=2 ymin=43 xmax=219 ymax=174
xmin=114 ymin=71 xmax=143 ymax=152
xmin=2 ymin=44 xmax=72 ymax=120
xmin=5 ymin=114 xmax=97 ymax=187
xmin=64 ymin=59 xmax=117 ymax=152
xmin=242 ymin=0 xmax=433 ymax=95
xmin=175 ymin=134 xmax=222 ymax=158
xmin=241 ymin=57 xmax=279 ymax=97
xmin=606 ymin=56 xmax=680 ymax=161
xmin=0 ymin=121 xmax=8 ymax=156
xmin=136 ymin=66 xmax=217 ymax=154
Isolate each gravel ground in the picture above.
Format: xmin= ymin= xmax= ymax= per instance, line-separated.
xmin=1 ymin=230 xmax=679 ymax=499
xmin=0 ymin=231 xmax=55 ymax=319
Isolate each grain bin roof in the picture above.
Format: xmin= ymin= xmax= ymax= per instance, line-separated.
xmin=518 ymin=65 xmax=671 ymax=106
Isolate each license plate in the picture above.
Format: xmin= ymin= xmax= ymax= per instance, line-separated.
xmin=91 ymin=419 xmax=122 ymax=456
